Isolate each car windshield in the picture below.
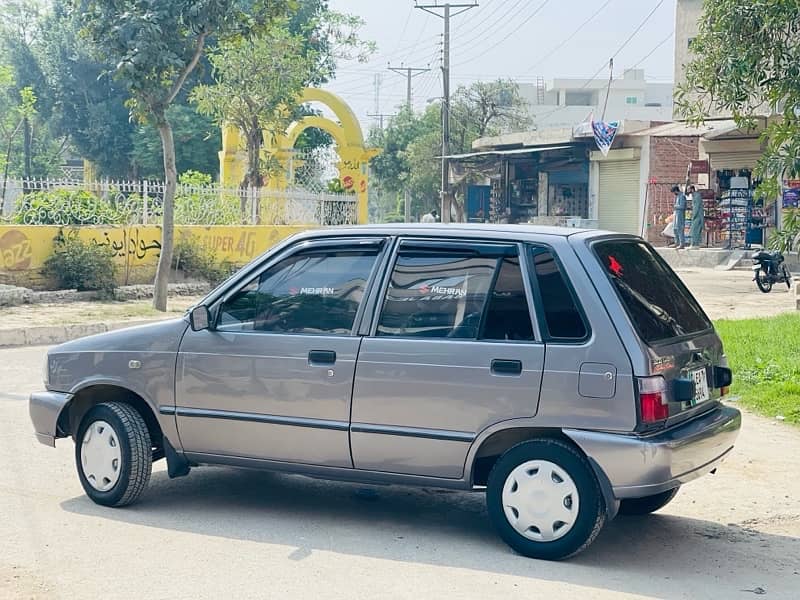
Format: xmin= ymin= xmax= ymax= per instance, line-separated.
xmin=593 ymin=240 xmax=712 ymax=344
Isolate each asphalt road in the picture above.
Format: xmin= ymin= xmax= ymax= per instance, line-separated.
xmin=1 ymin=345 xmax=799 ymax=599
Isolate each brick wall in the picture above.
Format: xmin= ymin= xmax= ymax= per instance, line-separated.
xmin=646 ymin=136 xmax=700 ymax=244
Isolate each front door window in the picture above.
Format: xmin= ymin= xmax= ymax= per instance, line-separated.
xmin=218 ymin=248 xmax=379 ymax=335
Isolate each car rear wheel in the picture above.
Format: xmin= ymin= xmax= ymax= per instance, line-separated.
xmin=755 ymin=268 xmax=772 ymax=293
xmin=75 ymin=402 xmax=152 ymax=507
xmin=486 ymin=439 xmax=605 ymax=560
xmin=618 ymin=487 xmax=679 ymax=515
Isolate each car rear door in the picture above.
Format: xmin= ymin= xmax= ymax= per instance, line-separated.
xmin=174 ymin=237 xmax=387 ymax=467
xmin=349 ymin=238 xmax=545 ymax=479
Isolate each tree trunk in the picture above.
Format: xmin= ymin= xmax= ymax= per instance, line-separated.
xmin=153 ymin=114 xmax=177 ymax=312
xmin=22 ymin=117 xmax=32 ymax=179
xmin=244 ymin=127 xmax=263 ymax=224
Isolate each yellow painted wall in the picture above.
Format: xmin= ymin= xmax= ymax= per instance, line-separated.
xmin=0 ymin=225 xmax=305 ymax=288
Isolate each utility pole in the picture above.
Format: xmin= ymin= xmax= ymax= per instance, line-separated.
xmin=367 ymin=112 xmax=396 ymax=130
xmin=415 ymin=1 xmax=478 ymax=223
xmin=388 ymin=63 xmax=431 ymax=109
xmin=372 ymin=73 xmax=383 ymax=129
xmin=388 ymin=62 xmax=431 ymax=222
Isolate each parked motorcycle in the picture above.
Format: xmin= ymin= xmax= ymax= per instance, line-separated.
xmin=752 ymin=250 xmax=792 ymax=293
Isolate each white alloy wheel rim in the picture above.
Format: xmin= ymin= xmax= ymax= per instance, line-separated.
xmin=80 ymin=420 xmax=122 ymax=492
xmin=502 ymin=459 xmax=580 ymax=542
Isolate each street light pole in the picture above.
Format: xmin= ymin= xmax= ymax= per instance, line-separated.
xmin=415 ymin=2 xmax=478 ymax=223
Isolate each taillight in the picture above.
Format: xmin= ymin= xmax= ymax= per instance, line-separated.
xmin=638 ymin=376 xmax=669 ymax=423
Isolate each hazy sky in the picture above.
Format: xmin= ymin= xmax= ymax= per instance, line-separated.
xmin=326 ymin=0 xmax=677 ymax=129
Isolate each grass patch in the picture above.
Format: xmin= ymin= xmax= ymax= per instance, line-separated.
xmin=715 ymin=313 xmax=800 ymax=425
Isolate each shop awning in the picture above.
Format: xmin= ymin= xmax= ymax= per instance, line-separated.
xmin=441 ymin=145 xmax=573 ymax=160
xmin=630 ymin=119 xmax=762 ymax=139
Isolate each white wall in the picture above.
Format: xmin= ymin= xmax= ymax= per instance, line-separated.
xmin=519 ymin=72 xmax=673 ymax=130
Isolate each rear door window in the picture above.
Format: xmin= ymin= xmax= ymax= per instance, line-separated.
xmin=529 ymin=247 xmax=588 ymax=341
xmin=377 ymin=251 xmax=496 ymax=338
xmin=593 ymin=239 xmax=711 ymax=344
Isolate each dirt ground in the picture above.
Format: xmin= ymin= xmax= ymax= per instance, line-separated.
xmin=0 ymin=296 xmax=202 ymax=329
xmin=1 ymin=345 xmax=799 ymax=599
xmin=676 ymin=268 xmax=796 ymax=320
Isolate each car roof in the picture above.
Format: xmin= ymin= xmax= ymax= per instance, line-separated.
xmin=298 ymin=223 xmax=622 ymax=242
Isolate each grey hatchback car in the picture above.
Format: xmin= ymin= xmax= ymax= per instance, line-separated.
xmin=30 ymin=224 xmax=741 ymax=560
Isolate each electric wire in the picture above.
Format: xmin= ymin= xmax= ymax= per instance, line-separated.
xmin=522 ymin=0 xmax=613 ymax=74
xmin=452 ymin=0 xmax=551 ymax=69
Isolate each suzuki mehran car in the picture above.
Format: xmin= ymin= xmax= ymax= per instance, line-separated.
xmin=29 ymin=224 xmax=740 ymax=560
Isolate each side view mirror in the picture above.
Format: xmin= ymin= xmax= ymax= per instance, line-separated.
xmin=189 ymin=305 xmax=212 ymax=331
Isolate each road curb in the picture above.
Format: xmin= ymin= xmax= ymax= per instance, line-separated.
xmin=0 ymin=318 xmax=169 ymax=349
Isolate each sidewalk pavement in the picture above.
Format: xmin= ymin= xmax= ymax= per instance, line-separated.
xmin=0 ymin=296 xmax=199 ymax=348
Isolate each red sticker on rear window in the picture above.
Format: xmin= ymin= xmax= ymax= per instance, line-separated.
xmin=608 ymin=256 xmax=623 ymax=277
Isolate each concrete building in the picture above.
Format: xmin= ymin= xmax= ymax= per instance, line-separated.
xmin=674 ymin=0 xmax=702 ymax=90
xmin=518 ymin=69 xmax=673 ymax=129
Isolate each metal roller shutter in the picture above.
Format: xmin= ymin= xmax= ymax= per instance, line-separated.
xmin=709 ymin=152 xmax=762 ymax=171
xmin=598 ymin=160 xmax=641 ymax=235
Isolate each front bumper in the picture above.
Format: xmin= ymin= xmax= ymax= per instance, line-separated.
xmin=29 ymin=390 xmax=73 ymax=447
xmin=565 ymin=403 xmax=741 ymax=499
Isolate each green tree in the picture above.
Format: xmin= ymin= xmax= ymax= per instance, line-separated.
xmin=37 ymin=0 xmax=136 ymax=178
xmin=675 ymin=0 xmax=800 ymax=196
xmin=192 ymin=26 xmax=314 ymax=191
xmin=370 ymin=79 xmax=529 ymax=221
xmin=192 ymin=9 xmax=372 ymax=192
xmin=132 ymin=104 xmax=221 ymax=180
xmin=0 ymin=66 xmax=37 ymax=201
xmin=76 ymin=0 xmax=291 ymax=311
xmin=450 ymin=79 xmax=530 ymax=152
xmin=0 ymin=0 xmax=64 ymax=180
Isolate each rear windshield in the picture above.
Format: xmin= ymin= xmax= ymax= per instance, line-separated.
xmin=593 ymin=240 xmax=712 ymax=344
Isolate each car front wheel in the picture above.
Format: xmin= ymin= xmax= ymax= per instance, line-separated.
xmin=486 ymin=438 xmax=605 ymax=560
xmin=75 ymin=402 xmax=152 ymax=507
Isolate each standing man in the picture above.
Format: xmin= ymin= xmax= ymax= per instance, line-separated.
xmin=671 ymin=185 xmax=687 ymax=249
xmin=421 ymin=208 xmax=438 ymax=223
xmin=688 ymin=185 xmax=704 ymax=248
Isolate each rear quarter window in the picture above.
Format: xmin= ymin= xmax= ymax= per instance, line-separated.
xmin=593 ymin=239 xmax=711 ymax=344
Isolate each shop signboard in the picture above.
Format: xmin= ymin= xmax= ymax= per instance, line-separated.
xmin=689 ymin=160 xmax=709 ymax=175
xmin=782 ymin=180 xmax=800 ymax=208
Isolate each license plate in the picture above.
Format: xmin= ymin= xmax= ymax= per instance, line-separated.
xmin=752 ymin=264 xmax=761 ymax=271
xmin=690 ymin=367 xmax=710 ymax=405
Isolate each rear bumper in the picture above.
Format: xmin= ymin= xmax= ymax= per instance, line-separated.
xmin=29 ymin=390 xmax=72 ymax=447
xmin=565 ymin=403 xmax=741 ymax=499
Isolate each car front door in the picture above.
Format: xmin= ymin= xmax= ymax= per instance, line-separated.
xmin=350 ymin=238 xmax=546 ymax=479
xmin=174 ymin=237 xmax=386 ymax=467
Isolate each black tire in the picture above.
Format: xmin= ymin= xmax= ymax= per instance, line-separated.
xmin=486 ymin=438 xmax=605 ymax=561
xmin=618 ymin=487 xmax=679 ymax=515
xmin=75 ymin=402 xmax=152 ymax=507
xmin=755 ymin=268 xmax=772 ymax=293
xmin=782 ymin=264 xmax=792 ymax=289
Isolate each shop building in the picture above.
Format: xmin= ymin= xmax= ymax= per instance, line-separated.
xmin=462 ymin=118 xmax=773 ymax=248
xmin=453 ymin=129 xmax=596 ymax=227
xmin=619 ymin=119 xmax=773 ymax=248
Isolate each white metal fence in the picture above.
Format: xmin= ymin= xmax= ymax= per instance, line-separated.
xmin=0 ymin=178 xmax=358 ymax=226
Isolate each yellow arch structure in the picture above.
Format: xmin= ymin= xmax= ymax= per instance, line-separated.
xmin=220 ymin=88 xmax=379 ymax=224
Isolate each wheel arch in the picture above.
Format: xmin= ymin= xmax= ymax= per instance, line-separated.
xmin=466 ymin=424 xmax=619 ymax=520
xmin=467 ymin=426 xmax=573 ymax=487
xmin=58 ymin=384 xmax=163 ymax=452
